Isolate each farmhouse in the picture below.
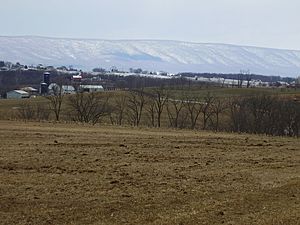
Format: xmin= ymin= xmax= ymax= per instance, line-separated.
xmin=6 ymin=90 xmax=30 ymax=99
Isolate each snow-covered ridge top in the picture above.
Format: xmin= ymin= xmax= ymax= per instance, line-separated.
xmin=1 ymin=35 xmax=298 ymax=51
xmin=0 ymin=36 xmax=300 ymax=77
xmin=1 ymin=35 xmax=299 ymax=51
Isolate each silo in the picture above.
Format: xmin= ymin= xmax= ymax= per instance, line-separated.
xmin=43 ymin=72 xmax=51 ymax=86
xmin=40 ymin=82 xmax=48 ymax=95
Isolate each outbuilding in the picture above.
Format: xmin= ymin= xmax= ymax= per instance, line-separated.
xmin=62 ymin=85 xmax=76 ymax=94
xmin=7 ymin=90 xmax=30 ymax=99
xmin=21 ymin=87 xmax=38 ymax=95
xmin=80 ymin=85 xmax=104 ymax=93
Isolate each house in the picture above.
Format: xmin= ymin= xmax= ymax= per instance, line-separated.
xmin=7 ymin=90 xmax=30 ymax=99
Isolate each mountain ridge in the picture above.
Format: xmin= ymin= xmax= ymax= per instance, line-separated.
xmin=0 ymin=36 xmax=300 ymax=77
xmin=2 ymin=35 xmax=299 ymax=51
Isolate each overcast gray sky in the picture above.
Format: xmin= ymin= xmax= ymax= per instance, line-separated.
xmin=1 ymin=0 xmax=300 ymax=50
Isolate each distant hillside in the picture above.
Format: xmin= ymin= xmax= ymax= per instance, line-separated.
xmin=1 ymin=36 xmax=300 ymax=77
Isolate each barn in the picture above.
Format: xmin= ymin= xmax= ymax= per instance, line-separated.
xmin=7 ymin=90 xmax=30 ymax=99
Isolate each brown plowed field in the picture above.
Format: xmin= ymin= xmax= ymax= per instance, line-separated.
xmin=0 ymin=121 xmax=299 ymax=225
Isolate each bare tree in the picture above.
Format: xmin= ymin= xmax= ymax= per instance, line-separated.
xmin=211 ymin=98 xmax=228 ymax=131
xmin=46 ymin=83 xmax=64 ymax=121
xmin=166 ymin=97 xmax=185 ymax=128
xmin=239 ymin=69 xmax=251 ymax=88
xmin=237 ymin=71 xmax=244 ymax=88
xmin=201 ymin=92 xmax=215 ymax=130
xmin=229 ymin=97 xmax=247 ymax=133
xmin=68 ymin=92 xmax=111 ymax=125
xmin=245 ymin=72 xmax=252 ymax=88
xmin=35 ymin=103 xmax=51 ymax=121
xmin=110 ymin=94 xmax=127 ymax=125
xmin=185 ymin=95 xmax=203 ymax=129
xmin=127 ymin=89 xmax=146 ymax=126
xmin=146 ymin=98 xmax=156 ymax=127
xmin=151 ymin=87 xmax=168 ymax=127
xmin=16 ymin=102 xmax=50 ymax=121
xmin=16 ymin=102 xmax=36 ymax=121
xmin=247 ymin=95 xmax=275 ymax=134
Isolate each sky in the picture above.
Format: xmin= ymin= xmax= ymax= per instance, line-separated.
xmin=1 ymin=0 xmax=300 ymax=50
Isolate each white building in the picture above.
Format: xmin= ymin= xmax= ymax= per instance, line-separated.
xmin=80 ymin=85 xmax=104 ymax=92
xmin=7 ymin=90 xmax=30 ymax=99
xmin=47 ymin=84 xmax=104 ymax=95
xmin=62 ymin=85 xmax=76 ymax=94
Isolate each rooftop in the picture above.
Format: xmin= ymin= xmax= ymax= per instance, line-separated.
xmin=10 ymin=90 xmax=29 ymax=95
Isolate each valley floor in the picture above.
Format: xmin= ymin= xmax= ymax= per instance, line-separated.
xmin=0 ymin=120 xmax=299 ymax=225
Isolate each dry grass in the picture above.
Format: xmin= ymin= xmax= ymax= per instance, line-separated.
xmin=0 ymin=120 xmax=299 ymax=225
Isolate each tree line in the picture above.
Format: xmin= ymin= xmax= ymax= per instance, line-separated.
xmin=15 ymin=87 xmax=300 ymax=137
